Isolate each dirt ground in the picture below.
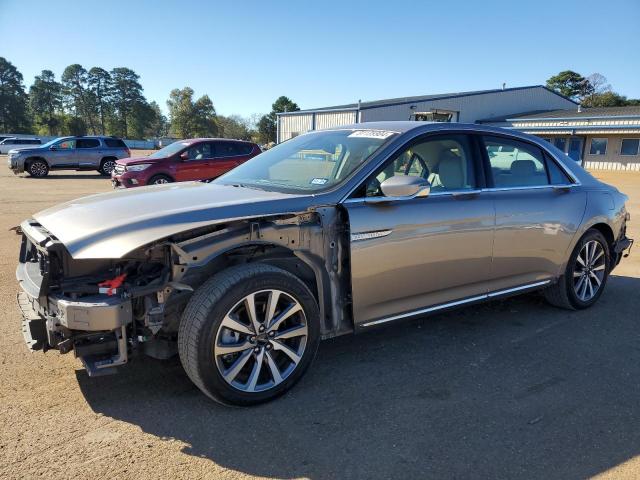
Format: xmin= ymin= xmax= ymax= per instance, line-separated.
xmin=0 ymin=156 xmax=639 ymax=479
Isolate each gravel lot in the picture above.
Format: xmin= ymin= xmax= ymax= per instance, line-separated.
xmin=1 ymin=157 xmax=639 ymax=479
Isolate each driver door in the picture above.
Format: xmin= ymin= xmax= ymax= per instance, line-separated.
xmin=48 ymin=138 xmax=78 ymax=168
xmin=343 ymin=133 xmax=495 ymax=327
xmin=175 ymin=143 xmax=214 ymax=181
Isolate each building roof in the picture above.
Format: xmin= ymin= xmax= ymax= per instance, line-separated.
xmin=508 ymin=106 xmax=640 ymax=121
xmin=279 ymin=85 xmax=576 ymax=115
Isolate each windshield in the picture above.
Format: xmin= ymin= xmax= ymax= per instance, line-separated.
xmin=149 ymin=141 xmax=191 ymax=159
xmin=216 ymin=129 xmax=397 ymax=193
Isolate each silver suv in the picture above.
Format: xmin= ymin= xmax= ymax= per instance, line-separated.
xmin=7 ymin=136 xmax=130 ymax=177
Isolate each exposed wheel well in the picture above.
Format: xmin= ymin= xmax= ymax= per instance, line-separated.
xmin=203 ymin=244 xmax=319 ymax=301
xmin=100 ymin=156 xmax=118 ymax=165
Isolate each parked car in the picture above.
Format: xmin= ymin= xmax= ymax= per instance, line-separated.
xmin=16 ymin=122 xmax=633 ymax=405
xmin=0 ymin=137 xmax=41 ymax=154
xmin=7 ymin=136 xmax=129 ymax=177
xmin=111 ymin=138 xmax=260 ymax=187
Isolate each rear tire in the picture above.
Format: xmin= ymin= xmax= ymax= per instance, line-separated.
xmin=148 ymin=174 xmax=173 ymax=185
xmin=99 ymin=158 xmax=117 ymax=176
xmin=544 ymin=229 xmax=610 ymax=310
xmin=27 ymin=159 xmax=49 ymax=177
xmin=178 ymin=264 xmax=320 ymax=406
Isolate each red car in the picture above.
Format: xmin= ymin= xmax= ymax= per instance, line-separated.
xmin=111 ymin=138 xmax=260 ymax=188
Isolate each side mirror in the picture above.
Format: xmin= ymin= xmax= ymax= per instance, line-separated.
xmin=378 ymin=175 xmax=431 ymax=199
xmin=179 ymin=152 xmax=189 ymax=161
xmin=49 ymin=145 xmax=58 ymax=151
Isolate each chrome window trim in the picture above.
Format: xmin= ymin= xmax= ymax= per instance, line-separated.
xmin=342 ymin=183 xmax=579 ymax=203
xmin=360 ymin=280 xmax=551 ymax=327
xmin=339 ymin=127 xmax=581 ymax=204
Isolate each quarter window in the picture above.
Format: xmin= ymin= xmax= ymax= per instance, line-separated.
xmin=621 ymin=139 xmax=639 ymax=156
xmin=484 ymin=136 xmax=552 ymax=188
xmin=364 ymin=135 xmax=477 ymax=197
xmin=589 ymin=138 xmax=608 ymax=155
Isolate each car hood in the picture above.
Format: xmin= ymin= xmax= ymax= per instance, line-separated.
xmin=116 ymin=156 xmax=161 ymax=165
xmin=9 ymin=146 xmax=43 ymax=154
xmin=33 ymin=182 xmax=310 ymax=259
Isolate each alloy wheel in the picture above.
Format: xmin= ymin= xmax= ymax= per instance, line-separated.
xmin=214 ymin=289 xmax=308 ymax=392
xmin=573 ymin=240 xmax=606 ymax=302
xmin=30 ymin=161 xmax=47 ymax=177
xmin=102 ymin=160 xmax=116 ymax=175
xmin=153 ymin=178 xmax=169 ymax=184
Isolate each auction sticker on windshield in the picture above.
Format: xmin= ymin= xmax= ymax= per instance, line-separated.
xmin=348 ymin=130 xmax=396 ymax=139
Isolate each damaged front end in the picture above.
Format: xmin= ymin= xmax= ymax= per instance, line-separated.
xmin=15 ymin=206 xmax=352 ymax=377
xmin=16 ymin=219 xmax=177 ymax=376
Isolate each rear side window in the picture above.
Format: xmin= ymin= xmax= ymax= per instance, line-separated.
xmin=237 ymin=143 xmax=254 ymax=155
xmin=216 ymin=142 xmax=243 ymax=157
xmin=104 ymin=138 xmax=127 ymax=148
xmin=483 ymin=136 xmax=550 ymax=188
xmin=76 ymin=138 xmax=100 ymax=148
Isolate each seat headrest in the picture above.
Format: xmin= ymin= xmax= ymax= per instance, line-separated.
xmin=438 ymin=150 xmax=464 ymax=189
xmin=510 ymin=160 xmax=536 ymax=176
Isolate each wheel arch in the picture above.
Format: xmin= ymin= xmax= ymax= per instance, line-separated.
xmin=25 ymin=156 xmax=48 ymax=168
xmin=168 ymin=210 xmax=352 ymax=339
xmin=149 ymin=172 xmax=176 ymax=183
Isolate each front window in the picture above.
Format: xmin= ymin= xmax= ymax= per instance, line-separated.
xmin=589 ymin=138 xmax=608 ymax=155
xmin=360 ymin=134 xmax=477 ymax=197
xmin=148 ymin=141 xmax=191 ymax=159
xmin=216 ymin=129 xmax=397 ymax=193
xmin=56 ymin=139 xmax=76 ymax=149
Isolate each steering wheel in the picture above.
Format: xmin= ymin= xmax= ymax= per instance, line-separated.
xmin=404 ymin=152 xmax=429 ymax=179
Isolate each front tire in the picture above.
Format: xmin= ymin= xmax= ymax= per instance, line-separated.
xmin=545 ymin=229 xmax=611 ymax=310
xmin=148 ymin=174 xmax=173 ymax=185
xmin=99 ymin=158 xmax=117 ymax=176
xmin=27 ymin=159 xmax=49 ymax=177
xmin=178 ymin=264 xmax=320 ymax=406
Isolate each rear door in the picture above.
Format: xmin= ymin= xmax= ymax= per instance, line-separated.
xmin=76 ymin=138 xmax=102 ymax=168
xmin=208 ymin=141 xmax=245 ymax=178
xmin=480 ymin=134 xmax=587 ymax=291
xmin=174 ymin=143 xmax=214 ymax=181
xmin=344 ymin=133 xmax=495 ymax=326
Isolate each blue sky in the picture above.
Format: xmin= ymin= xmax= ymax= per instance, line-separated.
xmin=2 ymin=0 xmax=639 ymax=118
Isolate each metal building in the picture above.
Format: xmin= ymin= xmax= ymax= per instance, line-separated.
xmin=276 ymin=85 xmax=576 ymax=143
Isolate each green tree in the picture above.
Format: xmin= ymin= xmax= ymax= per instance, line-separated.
xmin=110 ymin=67 xmax=146 ymax=138
xmin=258 ymin=96 xmax=299 ymax=143
xmin=167 ymin=87 xmax=218 ymax=138
xmin=582 ymin=91 xmax=637 ymax=107
xmin=29 ymin=70 xmax=63 ymax=135
xmin=217 ymin=114 xmax=252 ymax=140
xmin=546 ymin=70 xmax=593 ymax=102
xmin=144 ymin=101 xmax=168 ymax=138
xmin=0 ymin=57 xmax=31 ymax=132
xmin=87 ymin=67 xmax=112 ymax=135
xmin=61 ymin=64 xmax=98 ymax=133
